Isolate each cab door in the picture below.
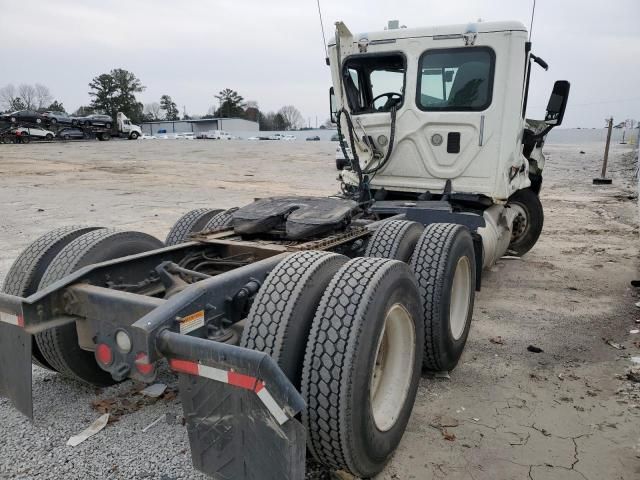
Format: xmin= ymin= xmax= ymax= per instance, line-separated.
xmin=385 ymin=44 xmax=501 ymax=194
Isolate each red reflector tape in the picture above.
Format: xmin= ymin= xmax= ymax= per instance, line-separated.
xmin=228 ymin=371 xmax=258 ymax=391
xmin=168 ymin=358 xmax=290 ymax=425
xmin=169 ymin=358 xmax=199 ymax=376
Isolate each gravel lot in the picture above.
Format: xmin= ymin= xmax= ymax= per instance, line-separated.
xmin=0 ymin=138 xmax=638 ymax=480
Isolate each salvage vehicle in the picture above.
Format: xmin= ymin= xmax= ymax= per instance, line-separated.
xmin=15 ymin=126 xmax=55 ymax=140
xmin=0 ymin=19 xmax=568 ymax=479
xmin=76 ymin=113 xmax=113 ymax=128
xmin=57 ymin=127 xmax=86 ymax=140
xmin=1 ymin=109 xmax=45 ymax=124
xmin=42 ymin=111 xmax=76 ymax=125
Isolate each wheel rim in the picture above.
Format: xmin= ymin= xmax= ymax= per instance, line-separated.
xmin=449 ymin=256 xmax=471 ymax=341
xmin=370 ymin=303 xmax=416 ymax=432
xmin=509 ymin=203 xmax=529 ymax=243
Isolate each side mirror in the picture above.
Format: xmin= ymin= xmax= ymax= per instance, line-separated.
xmin=329 ymin=87 xmax=337 ymax=124
xmin=545 ymin=80 xmax=570 ymax=126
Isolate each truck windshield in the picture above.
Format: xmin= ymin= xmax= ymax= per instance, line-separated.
xmin=342 ymin=53 xmax=405 ymax=114
xmin=418 ymin=47 xmax=494 ymax=111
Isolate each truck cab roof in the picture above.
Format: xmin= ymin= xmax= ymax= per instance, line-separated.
xmin=328 ymin=20 xmax=527 ymax=45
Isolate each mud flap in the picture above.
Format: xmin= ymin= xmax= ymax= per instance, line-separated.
xmin=158 ymin=331 xmax=306 ymax=479
xmin=178 ymin=373 xmax=306 ymax=479
xmin=0 ymin=321 xmax=32 ymax=418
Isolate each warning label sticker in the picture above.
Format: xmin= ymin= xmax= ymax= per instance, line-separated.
xmin=178 ymin=310 xmax=205 ymax=335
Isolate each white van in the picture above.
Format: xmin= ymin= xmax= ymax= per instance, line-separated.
xmin=201 ymin=130 xmax=233 ymax=140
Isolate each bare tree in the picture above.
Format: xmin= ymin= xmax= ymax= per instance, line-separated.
xmin=0 ymin=84 xmax=17 ymax=111
xmin=144 ymin=102 xmax=162 ymax=120
xmin=35 ymin=84 xmax=53 ymax=110
xmin=18 ymin=84 xmax=36 ymax=110
xmin=278 ymin=105 xmax=303 ymax=130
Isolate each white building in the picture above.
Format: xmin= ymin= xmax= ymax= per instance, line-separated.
xmin=141 ymin=117 xmax=258 ymax=136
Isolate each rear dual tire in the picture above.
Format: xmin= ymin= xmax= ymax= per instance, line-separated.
xmin=242 ymin=253 xmax=424 ymax=478
xmin=165 ymin=208 xmax=223 ymax=246
xmin=410 ymin=223 xmax=476 ymax=372
xmin=302 ymin=257 xmax=423 ymax=478
xmin=2 ymin=226 xmax=104 ymax=370
xmin=34 ymin=229 xmax=163 ymax=385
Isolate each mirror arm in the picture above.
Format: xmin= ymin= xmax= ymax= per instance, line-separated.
xmin=530 ymin=53 xmax=548 ymax=71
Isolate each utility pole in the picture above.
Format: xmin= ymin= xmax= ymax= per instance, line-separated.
xmin=593 ymin=117 xmax=613 ymax=185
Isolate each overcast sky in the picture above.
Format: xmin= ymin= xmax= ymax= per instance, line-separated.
xmin=1 ymin=0 xmax=638 ymax=128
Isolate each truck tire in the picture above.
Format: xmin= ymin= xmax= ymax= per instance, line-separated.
xmin=2 ymin=226 xmax=104 ymax=370
xmin=507 ymin=188 xmax=543 ymax=256
xmin=129 ymin=131 xmax=139 ymax=140
xmin=364 ymin=219 xmax=424 ymax=262
xmin=20 ymin=134 xmax=30 ymax=144
xmin=203 ymin=208 xmax=237 ymax=230
xmin=35 ymin=229 xmax=164 ymax=386
xmin=240 ymin=251 xmax=347 ymax=388
xmin=165 ymin=208 xmax=223 ymax=246
xmin=302 ymin=257 xmax=424 ymax=478
xmin=409 ymin=223 xmax=476 ymax=372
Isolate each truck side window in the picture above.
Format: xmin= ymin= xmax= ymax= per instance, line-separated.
xmin=343 ymin=53 xmax=406 ymax=114
xmin=418 ymin=47 xmax=494 ymax=111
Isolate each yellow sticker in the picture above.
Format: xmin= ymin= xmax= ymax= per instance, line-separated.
xmin=178 ymin=310 xmax=205 ymax=335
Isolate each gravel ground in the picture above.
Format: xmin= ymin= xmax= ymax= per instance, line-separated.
xmin=0 ymin=138 xmax=638 ymax=479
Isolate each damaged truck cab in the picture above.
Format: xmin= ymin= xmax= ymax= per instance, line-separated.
xmin=0 ymin=19 xmax=569 ymax=480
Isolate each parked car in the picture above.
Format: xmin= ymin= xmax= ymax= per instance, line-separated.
xmin=2 ymin=110 xmax=45 ymax=124
xmin=76 ymin=114 xmax=113 ymax=128
xmin=200 ymin=130 xmax=233 ymax=140
xmin=282 ymin=134 xmax=297 ymax=141
xmin=140 ymin=134 xmax=157 ymax=140
xmin=268 ymin=133 xmax=284 ymax=140
xmin=247 ymin=136 xmax=261 ymax=141
xmin=331 ymin=133 xmax=340 ymax=141
xmin=306 ymin=135 xmax=321 ymax=141
xmin=57 ymin=128 xmax=85 ymax=140
xmin=176 ymin=132 xmax=196 ymax=140
xmin=42 ymin=111 xmax=75 ymax=125
xmin=15 ymin=126 xmax=55 ymax=140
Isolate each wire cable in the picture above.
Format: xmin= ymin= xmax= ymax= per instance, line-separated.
xmin=529 ymin=0 xmax=536 ymax=41
xmin=316 ymin=0 xmax=329 ymax=59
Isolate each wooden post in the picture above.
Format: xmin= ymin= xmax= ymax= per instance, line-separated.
xmin=593 ymin=118 xmax=613 ymax=184
xmin=601 ymin=117 xmax=613 ymax=177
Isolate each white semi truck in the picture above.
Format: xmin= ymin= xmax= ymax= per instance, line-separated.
xmin=96 ymin=112 xmax=142 ymax=140
xmin=0 ymin=19 xmax=568 ymax=479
